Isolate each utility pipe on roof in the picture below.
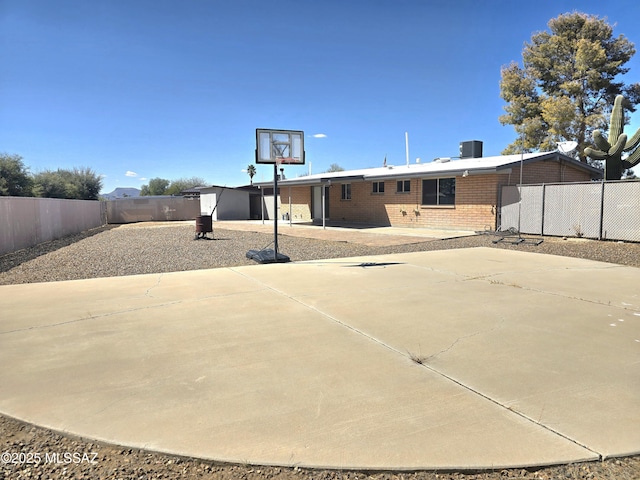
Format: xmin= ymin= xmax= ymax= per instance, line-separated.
xmin=405 ymin=132 xmax=409 ymax=167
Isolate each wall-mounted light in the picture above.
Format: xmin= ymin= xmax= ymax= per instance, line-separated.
xmin=462 ymin=170 xmax=469 ymax=177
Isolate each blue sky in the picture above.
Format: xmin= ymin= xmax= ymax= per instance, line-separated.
xmin=2 ymin=0 xmax=640 ymax=193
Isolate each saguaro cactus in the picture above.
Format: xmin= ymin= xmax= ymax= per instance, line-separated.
xmin=585 ymin=95 xmax=640 ymax=180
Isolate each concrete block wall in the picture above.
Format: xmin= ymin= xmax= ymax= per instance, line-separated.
xmin=106 ymin=197 xmax=200 ymax=224
xmin=0 ymin=196 xmax=104 ymax=256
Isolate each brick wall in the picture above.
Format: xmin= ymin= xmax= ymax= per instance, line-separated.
xmin=329 ymin=182 xmax=391 ymax=225
xmin=504 ymin=159 xmax=595 ymax=186
xmin=281 ymin=186 xmax=312 ymax=221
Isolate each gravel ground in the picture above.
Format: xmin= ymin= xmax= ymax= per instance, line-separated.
xmin=1 ymin=223 xmax=639 ymax=479
xmin=1 ymin=223 xmax=639 ymax=285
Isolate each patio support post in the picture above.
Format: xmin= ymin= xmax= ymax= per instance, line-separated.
xmin=289 ymin=186 xmax=292 ymax=227
xmin=261 ymin=186 xmax=265 ymax=224
xmin=599 ymin=180 xmax=606 ymax=240
xmin=322 ymin=183 xmax=326 ymax=230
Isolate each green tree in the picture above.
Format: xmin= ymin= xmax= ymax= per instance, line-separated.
xmin=325 ymin=163 xmax=345 ymax=173
xmin=140 ymin=177 xmax=170 ymax=196
xmin=0 ymin=153 xmax=32 ymax=196
xmin=32 ymin=170 xmax=71 ymax=199
xmin=165 ymin=177 xmax=208 ymax=196
xmin=246 ymin=164 xmax=256 ymax=185
xmin=499 ymin=12 xmax=640 ymax=162
xmin=69 ymin=167 xmax=102 ymax=200
xmin=32 ymin=167 xmax=102 ymax=200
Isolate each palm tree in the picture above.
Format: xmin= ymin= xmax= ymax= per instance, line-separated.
xmin=247 ymin=164 xmax=257 ymax=185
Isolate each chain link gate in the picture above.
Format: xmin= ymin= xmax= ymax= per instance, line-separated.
xmin=500 ymin=181 xmax=640 ymax=242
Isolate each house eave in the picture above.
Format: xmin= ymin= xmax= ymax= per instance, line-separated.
xmin=253 ymin=151 xmax=603 ymax=188
xmin=256 ymin=175 xmax=365 ymax=188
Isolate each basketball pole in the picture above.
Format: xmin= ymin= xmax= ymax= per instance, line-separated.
xmin=273 ymin=162 xmax=279 ymax=261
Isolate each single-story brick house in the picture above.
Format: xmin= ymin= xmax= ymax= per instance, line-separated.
xmin=259 ymin=151 xmax=602 ymax=231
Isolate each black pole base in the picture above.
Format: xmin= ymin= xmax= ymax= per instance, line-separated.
xmin=246 ymin=249 xmax=291 ymax=264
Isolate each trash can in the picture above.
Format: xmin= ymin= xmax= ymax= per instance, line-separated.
xmin=194 ymin=215 xmax=213 ymax=239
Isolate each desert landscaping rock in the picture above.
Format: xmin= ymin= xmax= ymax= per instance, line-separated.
xmin=1 ymin=222 xmax=639 ymax=479
xmin=2 ymin=224 xmax=639 ymax=286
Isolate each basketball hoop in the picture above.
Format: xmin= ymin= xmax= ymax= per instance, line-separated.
xmin=255 ymin=129 xmax=305 ymax=165
xmin=249 ymin=128 xmax=305 ymax=264
xmin=276 ymin=158 xmax=295 ymax=165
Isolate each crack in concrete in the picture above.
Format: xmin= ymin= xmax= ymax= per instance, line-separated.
xmin=422 ymin=319 xmax=506 ymax=363
xmin=144 ymin=273 xmax=164 ymax=297
xmin=461 ymin=270 xmax=638 ymax=313
xmin=1 ymin=280 xmax=269 ymax=336
xmin=0 ymin=301 xmax=185 ymax=335
xmin=230 ymin=266 xmax=603 ymax=459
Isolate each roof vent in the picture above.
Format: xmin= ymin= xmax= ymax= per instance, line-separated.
xmin=460 ymin=140 xmax=483 ymax=159
xmin=433 ymin=157 xmax=451 ymax=163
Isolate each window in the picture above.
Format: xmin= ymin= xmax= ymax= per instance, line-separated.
xmin=422 ymin=178 xmax=456 ymax=206
xmin=372 ymin=181 xmax=385 ymax=194
xmin=396 ymin=180 xmax=410 ymax=193
xmin=341 ymin=183 xmax=351 ymax=200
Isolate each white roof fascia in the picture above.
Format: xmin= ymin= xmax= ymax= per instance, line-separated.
xmin=366 ymin=167 xmax=511 ymax=181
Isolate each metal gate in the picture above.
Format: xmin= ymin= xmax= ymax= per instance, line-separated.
xmin=500 ymin=181 xmax=640 ymax=242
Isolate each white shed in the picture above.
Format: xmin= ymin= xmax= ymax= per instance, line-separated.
xmin=199 ymin=186 xmax=252 ymax=221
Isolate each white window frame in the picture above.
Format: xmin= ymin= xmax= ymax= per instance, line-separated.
xmin=341 ymin=183 xmax=352 ymax=200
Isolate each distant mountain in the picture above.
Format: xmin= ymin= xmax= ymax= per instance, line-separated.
xmin=101 ymin=187 xmax=141 ymax=200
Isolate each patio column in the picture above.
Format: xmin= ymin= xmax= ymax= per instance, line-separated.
xmin=322 ymin=183 xmax=326 ymax=230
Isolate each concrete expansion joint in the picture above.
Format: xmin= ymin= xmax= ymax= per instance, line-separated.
xmin=411 ymin=355 xmax=604 ymax=460
xmin=502 ymin=407 xmax=603 ymax=460
xmin=229 ymin=268 xmax=405 ymax=358
xmin=218 ymin=265 xmax=624 ymax=464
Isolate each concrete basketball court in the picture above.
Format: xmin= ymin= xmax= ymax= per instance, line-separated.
xmin=1 ymin=247 xmax=639 ymax=471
